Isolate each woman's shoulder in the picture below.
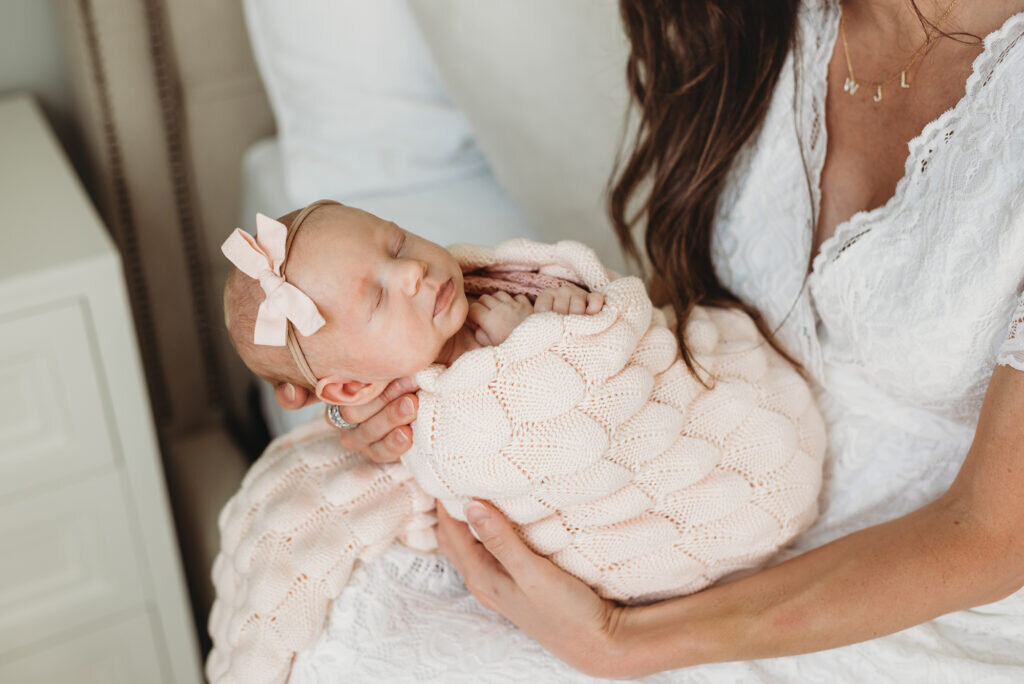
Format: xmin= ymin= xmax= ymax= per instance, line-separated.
xmin=935 ymin=12 xmax=1024 ymax=175
xmin=793 ymin=0 xmax=839 ymax=58
xmin=966 ymin=12 xmax=1024 ymax=110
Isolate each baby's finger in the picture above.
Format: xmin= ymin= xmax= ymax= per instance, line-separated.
xmin=586 ymin=292 xmax=605 ymax=314
xmin=478 ymin=293 xmax=498 ymax=310
xmin=475 ymin=327 xmax=492 ymax=347
xmin=569 ymin=293 xmax=587 ymax=315
xmin=492 ymin=291 xmax=513 ymax=303
xmin=534 ymin=290 xmax=554 ymax=313
xmin=468 ymin=300 xmax=490 ymax=324
xmin=551 ymin=288 xmax=572 ymax=314
xmin=514 ymin=294 xmax=532 ymax=310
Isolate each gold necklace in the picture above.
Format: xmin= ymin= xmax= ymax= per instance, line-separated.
xmin=839 ymin=0 xmax=962 ymax=103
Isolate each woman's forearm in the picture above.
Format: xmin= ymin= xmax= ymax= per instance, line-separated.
xmin=618 ymin=491 xmax=1024 ymax=675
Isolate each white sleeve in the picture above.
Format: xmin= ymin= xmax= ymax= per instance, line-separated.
xmin=996 ymin=292 xmax=1024 ymax=371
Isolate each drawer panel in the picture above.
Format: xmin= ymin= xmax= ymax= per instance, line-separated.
xmin=0 ymin=470 xmax=145 ymax=656
xmin=0 ymin=302 xmax=116 ymax=498
xmin=0 ymin=611 xmax=165 ymax=683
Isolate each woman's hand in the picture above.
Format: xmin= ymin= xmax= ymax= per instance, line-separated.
xmin=435 ymin=500 xmax=638 ymax=679
xmin=274 ymin=376 xmax=420 ymax=463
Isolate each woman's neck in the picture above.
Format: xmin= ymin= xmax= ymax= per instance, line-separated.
xmin=844 ymin=0 xmax=963 ymax=39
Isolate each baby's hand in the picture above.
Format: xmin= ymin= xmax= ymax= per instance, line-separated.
xmin=469 ymin=291 xmax=534 ymax=346
xmin=534 ymin=285 xmax=604 ymax=315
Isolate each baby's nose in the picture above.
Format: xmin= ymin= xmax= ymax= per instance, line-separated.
xmin=398 ymin=259 xmax=427 ymax=296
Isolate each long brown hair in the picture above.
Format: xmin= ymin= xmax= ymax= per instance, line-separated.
xmin=609 ymin=0 xmax=800 ymax=374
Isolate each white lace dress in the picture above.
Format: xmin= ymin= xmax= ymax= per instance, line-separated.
xmin=290 ymin=3 xmax=1024 ymax=681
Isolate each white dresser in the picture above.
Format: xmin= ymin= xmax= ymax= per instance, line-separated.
xmin=0 ymin=95 xmax=203 ymax=682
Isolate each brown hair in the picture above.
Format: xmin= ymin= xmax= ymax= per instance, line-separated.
xmin=609 ymin=0 xmax=800 ymax=375
xmin=223 ymin=267 xmax=311 ymax=390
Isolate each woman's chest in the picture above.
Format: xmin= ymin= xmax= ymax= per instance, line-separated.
xmin=815 ymin=29 xmax=984 ymax=258
xmin=809 ymin=219 xmax=1023 ymax=414
xmin=719 ymin=141 xmax=1023 ymax=368
xmin=719 ymin=164 xmax=1023 ymax=421
xmin=712 ymin=11 xmax=1024 ymax=409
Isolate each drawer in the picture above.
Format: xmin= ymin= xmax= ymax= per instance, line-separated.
xmin=0 ymin=470 xmax=145 ymax=656
xmin=0 ymin=611 xmax=165 ymax=683
xmin=0 ymin=302 xmax=117 ymax=498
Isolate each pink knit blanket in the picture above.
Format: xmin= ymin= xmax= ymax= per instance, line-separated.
xmin=207 ymin=239 xmax=825 ymax=684
xmin=463 ymin=267 xmax=582 ymax=300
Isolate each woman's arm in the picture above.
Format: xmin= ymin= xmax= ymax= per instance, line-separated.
xmin=437 ymin=365 xmax=1024 ymax=679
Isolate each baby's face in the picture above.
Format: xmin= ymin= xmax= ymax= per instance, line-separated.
xmin=291 ymin=206 xmax=469 ymax=382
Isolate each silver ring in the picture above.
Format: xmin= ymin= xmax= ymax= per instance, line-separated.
xmin=327 ymin=404 xmax=360 ymax=430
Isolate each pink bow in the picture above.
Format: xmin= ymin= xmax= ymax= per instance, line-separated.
xmin=221 ymin=213 xmax=326 ymax=346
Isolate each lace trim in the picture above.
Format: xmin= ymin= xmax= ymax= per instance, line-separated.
xmin=997 ymin=295 xmax=1024 ymax=371
xmin=810 ymin=9 xmax=1024 ymax=276
xmin=804 ymin=0 xmax=837 ymax=230
xmin=377 ymin=544 xmax=466 ymax=597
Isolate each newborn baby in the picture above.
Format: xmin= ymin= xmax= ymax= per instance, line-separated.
xmin=222 ymin=199 xmax=604 ymax=413
xmin=210 ymin=198 xmax=825 ymax=684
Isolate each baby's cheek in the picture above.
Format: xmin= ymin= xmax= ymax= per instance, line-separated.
xmin=392 ymin=336 xmax=439 ymax=375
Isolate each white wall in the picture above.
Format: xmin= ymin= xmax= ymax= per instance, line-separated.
xmin=0 ymin=0 xmax=74 ymax=155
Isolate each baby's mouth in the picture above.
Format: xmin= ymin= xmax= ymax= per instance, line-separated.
xmin=433 ymin=279 xmax=454 ymax=318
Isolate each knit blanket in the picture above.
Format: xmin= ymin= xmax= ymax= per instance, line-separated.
xmin=207 ymin=239 xmax=826 ymax=684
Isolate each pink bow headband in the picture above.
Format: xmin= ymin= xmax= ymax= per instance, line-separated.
xmin=221 ymin=199 xmax=341 ymax=387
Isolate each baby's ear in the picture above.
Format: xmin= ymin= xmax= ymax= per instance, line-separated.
xmin=316 ymin=375 xmax=389 ymax=406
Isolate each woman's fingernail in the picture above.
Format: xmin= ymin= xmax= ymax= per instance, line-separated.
xmin=285 ymin=384 xmax=296 ymax=402
xmin=464 ymin=501 xmax=488 ymax=527
xmin=401 ymin=397 xmax=414 ymax=416
xmin=394 ymin=430 xmax=409 ymax=444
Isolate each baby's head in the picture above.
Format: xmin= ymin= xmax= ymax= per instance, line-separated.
xmin=223 ymin=201 xmax=469 ymax=407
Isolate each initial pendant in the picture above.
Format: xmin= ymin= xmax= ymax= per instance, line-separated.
xmin=873 ymin=85 xmax=883 ymax=103
xmin=900 ymin=71 xmax=910 ymax=88
xmin=843 ymin=76 xmax=860 ymax=95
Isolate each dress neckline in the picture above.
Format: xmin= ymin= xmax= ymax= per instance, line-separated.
xmin=805 ymin=4 xmax=1024 ymax=280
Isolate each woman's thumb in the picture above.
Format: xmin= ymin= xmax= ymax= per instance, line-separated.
xmin=464 ymin=501 xmax=536 ymax=582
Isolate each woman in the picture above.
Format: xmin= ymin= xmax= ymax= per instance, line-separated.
xmin=276 ymin=0 xmax=1024 ymax=678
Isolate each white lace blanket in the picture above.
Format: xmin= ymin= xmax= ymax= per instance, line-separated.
xmin=207 ymin=239 xmax=824 ymax=684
